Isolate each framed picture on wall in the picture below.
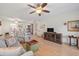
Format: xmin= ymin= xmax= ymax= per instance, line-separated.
xmin=67 ymin=20 xmax=79 ymax=32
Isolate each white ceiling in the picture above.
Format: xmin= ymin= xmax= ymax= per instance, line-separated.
xmin=0 ymin=3 xmax=79 ymax=20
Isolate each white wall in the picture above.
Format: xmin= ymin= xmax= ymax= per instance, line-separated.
xmin=35 ymin=14 xmax=79 ymax=43
xmin=0 ymin=16 xmax=79 ymax=44
xmin=0 ymin=18 xmax=12 ymax=34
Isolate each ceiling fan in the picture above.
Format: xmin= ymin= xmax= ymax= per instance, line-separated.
xmin=27 ymin=3 xmax=50 ymax=16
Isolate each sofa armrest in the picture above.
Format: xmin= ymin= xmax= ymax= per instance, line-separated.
xmin=21 ymin=51 xmax=34 ymax=56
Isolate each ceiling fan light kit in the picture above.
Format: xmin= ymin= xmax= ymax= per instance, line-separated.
xmin=36 ymin=6 xmax=43 ymax=14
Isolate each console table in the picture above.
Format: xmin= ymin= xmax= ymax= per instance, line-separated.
xmin=44 ymin=32 xmax=62 ymax=44
xmin=68 ymin=35 xmax=79 ymax=48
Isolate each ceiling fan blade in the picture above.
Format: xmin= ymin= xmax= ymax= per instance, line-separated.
xmin=27 ymin=4 xmax=36 ymax=9
xmin=43 ymin=10 xmax=50 ymax=13
xmin=38 ymin=13 xmax=41 ymax=16
xmin=36 ymin=3 xmax=40 ymax=7
xmin=29 ymin=11 xmax=35 ymax=14
xmin=41 ymin=3 xmax=47 ymax=8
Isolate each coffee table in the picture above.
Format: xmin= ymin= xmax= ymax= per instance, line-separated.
xmin=20 ymin=40 xmax=39 ymax=52
xmin=26 ymin=40 xmax=39 ymax=52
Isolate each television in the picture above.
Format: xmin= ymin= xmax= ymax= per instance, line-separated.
xmin=47 ymin=28 xmax=54 ymax=32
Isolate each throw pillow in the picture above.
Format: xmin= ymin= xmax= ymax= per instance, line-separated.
xmin=5 ymin=37 xmax=20 ymax=47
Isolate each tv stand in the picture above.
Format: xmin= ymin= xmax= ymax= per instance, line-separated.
xmin=44 ymin=32 xmax=62 ymax=44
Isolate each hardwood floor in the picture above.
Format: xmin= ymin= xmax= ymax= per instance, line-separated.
xmin=32 ymin=36 xmax=79 ymax=56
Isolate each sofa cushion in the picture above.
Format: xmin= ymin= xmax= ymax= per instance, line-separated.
xmin=0 ymin=47 xmax=25 ymax=56
xmin=0 ymin=39 xmax=6 ymax=48
xmin=21 ymin=51 xmax=33 ymax=56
